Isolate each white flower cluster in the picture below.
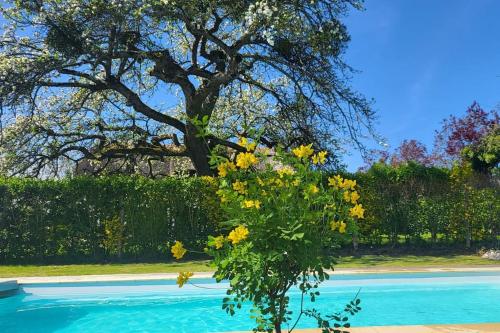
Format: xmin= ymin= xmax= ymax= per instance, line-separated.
xmin=244 ymin=0 xmax=279 ymax=45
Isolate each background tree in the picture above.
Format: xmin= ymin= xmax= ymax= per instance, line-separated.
xmin=461 ymin=126 xmax=500 ymax=173
xmin=389 ymin=139 xmax=433 ymax=166
xmin=433 ymin=102 xmax=499 ymax=169
xmin=361 ymin=139 xmax=432 ymax=170
xmin=0 ymin=0 xmax=374 ymax=177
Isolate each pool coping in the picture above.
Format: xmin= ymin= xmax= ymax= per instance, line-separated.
xmin=6 ymin=265 xmax=500 ymax=284
xmin=0 ymin=279 xmax=18 ymax=298
xmin=228 ymin=323 xmax=500 ymax=333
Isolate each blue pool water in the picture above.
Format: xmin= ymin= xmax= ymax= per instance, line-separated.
xmin=0 ymin=271 xmax=499 ymax=332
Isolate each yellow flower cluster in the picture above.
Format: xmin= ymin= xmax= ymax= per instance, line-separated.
xmin=242 ymin=199 xmax=261 ymax=209
xmin=342 ymin=179 xmax=357 ymax=190
xmin=232 ymin=180 xmax=248 ymax=195
xmin=213 ymin=235 xmax=225 ymax=249
xmin=328 ymin=175 xmax=343 ymax=188
xmin=176 ymin=271 xmax=193 ymax=288
xmin=312 ymin=151 xmax=327 ymax=165
xmin=350 ymin=191 xmax=360 ymax=203
xmin=328 ymin=175 xmax=356 ymax=190
xmin=292 ymin=144 xmax=314 ymax=158
xmin=277 ymin=166 xmax=295 ymax=177
xmin=349 ymin=204 xmax=365 ymax=219
xmin=171 ymin=241 xmax=187 ymax=260
xmin=227 ymin=225 xmax=249 ymax=244
xmin=236 ymin=152 xmax=259 ymax=169
xmin=330 ymin=221 xmax=347 ymax=233
xmin=218 ymin=161 xmax=236 ymax=177
xmin=308 ymin=184 xmax=319 ymax=194
xmin=238 ymin=137 xmax=257 ymax=151
xmin=343 ymin=190 xmax=360 ymax=204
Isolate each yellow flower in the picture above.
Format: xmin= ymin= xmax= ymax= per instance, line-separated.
xmin=257 ymin=177 xmax=265 ymax=186
xmin=340 ymin=179 xmax=357 ymax=190
xmin=218 ymin=161 xmax=236 ymax=177
xmin=341 ymin=189 xmax=360 ymax=204
xmin=171 ymin=241 xmax=187 ymax=260
xmin=292 ymin=179 xmax=300 ymax=186
xmin=242 ymin=199 xmax=261 ymax=209
xmin=227 ymin=225 xmax=249 ymax=244
xmin=350 ymin=191 xmax=360 ymax=204
xmin=236 ymin=152 xmax=259 ymax=169
xmin=176 ymin=271 xmax=193 ymax=288
xmin=214 ymin=235 xmax=225 ymax=249
xmin=232 ymin=180 xmax=248 ymax=195
xmin=330 ymin=220 xmax=337 ymax=231
xmin=349 ymin=204 xmax=365 ymax=219
xmin=238 ymin=137 xmax=257 ymax=151
xmin=338 ymin=221 xmax=347 ymax=233
xmin=328 ymin=175 xmax=343 ymax=188
xmin=330 ymin=221 xmax=347 ymax=233
xmin=308 ymin=184 xmax=319 ymax=194
xmin=274 ymin=178 xmax=285 ymax=187
xmin=292 ymin=144 xmax=314 ymax=159
xmin=277 ymin=166 xmax=295 ymax=177
xmin=312 ymin=151 xmax=327 ymax=164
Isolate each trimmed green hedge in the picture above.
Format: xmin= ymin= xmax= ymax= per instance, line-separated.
xmin=0 ymin=176 xmax=220 ymax=263
xmin=0 ymin=165 xmax=498 ymax=264
xmin=353 ymin=162 xmax=499 ymax=248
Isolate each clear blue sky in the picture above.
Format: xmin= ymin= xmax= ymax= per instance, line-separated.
xmin=342 ymin=0 xmax=500 ymax=170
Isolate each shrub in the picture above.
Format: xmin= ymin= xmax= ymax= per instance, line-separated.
xmin=173 ymin=144 xmax=363 ymax=332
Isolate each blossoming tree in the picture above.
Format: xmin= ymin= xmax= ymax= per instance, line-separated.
xmin=172 ymin=141 xmax=364 ymax=332
xmin=0 ymin=0 xmax=373 ymax=176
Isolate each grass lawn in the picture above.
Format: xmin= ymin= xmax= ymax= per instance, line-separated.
xmin=0 ymin=255 xmax=498 ymax=278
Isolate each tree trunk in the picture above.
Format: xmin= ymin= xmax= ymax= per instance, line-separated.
xmin=185 ymin=123 xmax=213 ymax=176
xmin=352 ymin=233 xmax=359 ymax=252
xmin=274 ymin=322 xmax=282 ymax=333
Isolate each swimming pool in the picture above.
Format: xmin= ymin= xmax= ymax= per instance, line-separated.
xmin=0 ymin=271 xmax=499 ymax=332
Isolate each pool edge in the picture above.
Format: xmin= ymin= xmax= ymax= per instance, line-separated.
xmin=226 ymin=322 xmax=500 ymax=333
xmin=0 ymin=279 xmax=18 ymax=298
xmin=6 ymin=266 xmax=500 ymax=284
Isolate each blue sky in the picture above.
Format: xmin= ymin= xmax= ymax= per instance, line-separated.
xmin=341 ymin=0 xmax=500 ymax=170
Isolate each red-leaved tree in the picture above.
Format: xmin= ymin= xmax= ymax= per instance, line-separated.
xmin=433 ymin=102 xmax=499 ymax=165
xmin=390 ymin=139 xmax=433 ymax=166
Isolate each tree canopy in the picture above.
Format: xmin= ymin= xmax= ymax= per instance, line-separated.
xmin=433 ymin=102 xmax=499 ymax=167
xmin=0 ymin=0 xmax=374 ymax=176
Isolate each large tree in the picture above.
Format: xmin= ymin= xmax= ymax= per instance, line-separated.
xmin=0 ymin=0 xmax=373 ymax=176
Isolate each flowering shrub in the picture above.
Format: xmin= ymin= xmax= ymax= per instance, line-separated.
xmin=172 ymin=142 xmax=364 ymax=332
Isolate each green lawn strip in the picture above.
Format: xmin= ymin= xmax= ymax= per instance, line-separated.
xmin=0 ymin=255 xmax=497 ymax=278
xmin=336 ymin=255 xmax=497 ymax=268
xmin=0 ymin=261 xmax=213 ymax=278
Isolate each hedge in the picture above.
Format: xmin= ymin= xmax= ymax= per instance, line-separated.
xmin=353 ymin=162 xmax=499 ymax=248
xmin=0 ymin=176 xmax=220 ymax=263
xmin=0 ymin=165 xmax=498 ymax=263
